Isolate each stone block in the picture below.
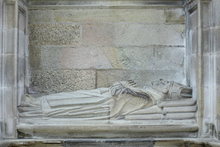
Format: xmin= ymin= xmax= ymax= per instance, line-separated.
xmin=29 ymin=23 xmax=81 ymax=46
xmin=202 ymin=3 xmax=211 ymax=28
xmin=82 ymin=23 xmax=114 ymax=47
xmin=107 ymin=46 xmax=185 ymax=71
xmin=4 ymin=29 xmax=17 ymax=54
xmin=202 ymin=55 xmax=211 ymax=87
xmin=6 ymin=4 xmax=17 ymax=29
xmin=213 ymin=0 xmax=220 ymax=26
xmin=97 ymin=69 xmax=185 ymax=88
xmin=30 ymin=70 xmax=96 ymax=93
xmin=53 ymin=8 xmax=166 ymax=24
xmin=164 ymin=8 xmax=185 ymax=24
xmin=213 ymin=28 xmax=220 ymax=53
xmin=114 ymin=24 xmax=184 ymax=46
xmin=29 ymin=10 xmax=54 ymax=24
xmin=29 ymin=45 xmax=184 ymax=71
xmin=29 ymin=45 xmax=112 ymax=70
xmin=203 ymin=29 xmax=210 ymax=53
xmin=3 ymin=54 xmax=16 ymax=87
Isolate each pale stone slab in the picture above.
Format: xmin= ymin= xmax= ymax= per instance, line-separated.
xmin=29 ymin=23 xmax=81 ymax=46
xmin=29 ymin=45 xmax=184 ymax=71
xmin=82 ymin=23 xmax=114 ymax=47
xmin=114 ymin=24 xmax=184 ymax=46
xmin=29 ymin=10 xmax=54 ymax=23
xmin=29 ymin=45 xmax=113 ymax=70
xmin=97 ymin=69 xmax=185 ymax=88
xmin=30 ymin=70 xmax=96 ymax=93
xmin=52 ymin=9 xmax=166 ymax=24
xmin=113 ymin=46 xmax=185 ymax=71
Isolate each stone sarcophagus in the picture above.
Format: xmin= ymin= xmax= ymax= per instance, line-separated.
xmin=17 ymin=79 xmax=198 ymax=138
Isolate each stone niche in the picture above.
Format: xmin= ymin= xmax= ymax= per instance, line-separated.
xmin=19 ymin=0 xmax=197 ymax=139
xmin=1 ymin=0 xmax=220 ymax=146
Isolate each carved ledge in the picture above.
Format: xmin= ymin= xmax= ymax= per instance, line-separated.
xmin=17 ymin=123 xmax=198 ymax=138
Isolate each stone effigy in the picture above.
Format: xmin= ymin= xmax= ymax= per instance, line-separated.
xmin=18 ymin=79 xmax=195 ymax=121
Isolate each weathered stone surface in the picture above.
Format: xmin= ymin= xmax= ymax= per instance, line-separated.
xmin=213 ymin=0 xmax=220 ymax=26
xmin=82 ymin=23 xmax=114 ymax=47
xmin=29 ymin=45 xmax=184 ymax=71
xmin=3 ymin=55 xmax=16 ymax=87
xmin=29 ymin=24 xmax=81 ymax=45
xmin=6 ymin=4 xmax=17 ymax=29
xmin=97 ymin=69 xmax=185 ymax=88
xmin=202 ymin=3 xmax=211 ymax=28
xmin=114 ymin=24 xmax=184 ymax=46
xmin=214 ymin=28 xmax=220 ymax=53
xmin=203 ymin=29 xmax=210 ymax=53
xmin=2 ymin=87 xmax=17 ymax=138
xmin=4 ymin=29 xmax=17 ymax=54
xmin=29 ymin=10 xmax=54 ymax=23
xmin=202 ymin=55 xmax=210 ymax=87
xmin=30 ymin=70 xmax=96 ymax=93
xmin=29 ymin=45 xmax=113 ymax=70
xmin=112 ymin=46 xmax=185 ymax=71
xmin=52 ymin=9 xmax=166 ymax=24
xmin=164 ymin=8 xmax=185 ymax=24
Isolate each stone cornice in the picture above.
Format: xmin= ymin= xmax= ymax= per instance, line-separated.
xmin=28 ymin=0 xmax=184 ymax=9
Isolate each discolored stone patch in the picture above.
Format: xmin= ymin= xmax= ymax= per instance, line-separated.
xmin=29 ymin=23 xmax=81 ymax=45
xmin=30 ymin=70 xmax=96 ymax=93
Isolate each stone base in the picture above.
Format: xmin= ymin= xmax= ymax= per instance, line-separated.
xmin=17 ymin=123 xmax=198 ymax=139
xmin=1 ymin=138 xmax=220 ymax=147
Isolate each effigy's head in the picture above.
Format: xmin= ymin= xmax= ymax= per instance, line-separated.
xmin=151 ymin=79 xmax=192 ymax=99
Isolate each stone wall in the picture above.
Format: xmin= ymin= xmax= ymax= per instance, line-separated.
xmin=28 ymin=4 xmax=186 ymax=93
